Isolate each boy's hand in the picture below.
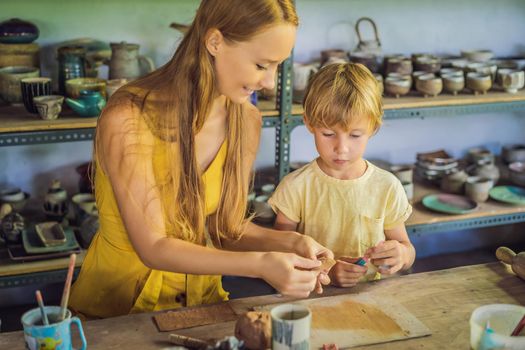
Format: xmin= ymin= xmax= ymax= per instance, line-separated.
xmin=365 ymin=240 xmax=407 ymax=275
xmin=328 ymin=257 xmax=368 ymax=287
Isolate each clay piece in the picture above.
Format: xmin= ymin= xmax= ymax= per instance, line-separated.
xmin=234 ymin=311 xmax=271 ymax=350
xmin=496 ymin=246 xmax=525 ymax=280
xmin=315 ymin=257 xmax=337 ymax=273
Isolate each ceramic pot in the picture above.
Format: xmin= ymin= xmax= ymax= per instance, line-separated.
xmin=390 ymin=164 xmax=414 ymax=183
xmin=350 ymin=52 xmax=381 ymax=73
xmin=502 ymin=144 xmax=525 ymax=164
xmin=109 ymin=42 xmax=155 ymax=80
xmin=466 ymin=147 xmax=494 ymax=165
xmin=442 ymin=74 xmax=465 ymax=95
xmin=509 ymin=162 xmax=525 ymax=187
xmin=466 ymin=72 xmax=492 ymax=95
xmin=501 ymin=70 xmax=524 ymax=93
xmin=0 ymin=205 xmax=25 ymax=244
xmin=57 ymin=46 xmax=87 ymax=95
xmin=0 ymin=18 xmax=39 ymax=44
xmin=461 ymin=50 xmax=494 ymax=62
xmin=441 ymin=170 xmax=468 ymax=194
xmin=43 ymin=180 xmax=68 ymax=221
xmin=72 ymin=193 xmax=97 ymax=226
xmin=414 ymin=57 xmax=441 ymax=73
xmin=472 ymin=163 xmax=500 ymax=183
xmin=385 ymin=57 xmax=412 ymax=76
xmin=33 ymin=95 xmax=64 ymax=120
xmin=293 ymin=63 xmax=318 ymax=103
xmin=20 ymin=77 xmax=51 ymax=114
xmin=384 ymin=76 xmax=410 ymax=98
xmin=0 ymin=188 xmax=29 ymax=212
xmin=65 ymin=90 xmax=106 ymax=117
xmin=0 ymin=66 xmax=40 ymax=104
xmin=415 ymin=74 xmax=443 ymax=97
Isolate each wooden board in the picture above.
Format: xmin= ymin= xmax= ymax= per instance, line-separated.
xmin=258 ymin=293 xmax=431 ymax=349
xmin=153 ymin=303 xmax=238 ymax=332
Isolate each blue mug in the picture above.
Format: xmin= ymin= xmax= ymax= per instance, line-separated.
xmin=21 ymin=306 xmax=87 ymax=350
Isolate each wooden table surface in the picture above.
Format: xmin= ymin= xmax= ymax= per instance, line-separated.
xmin=0 ymin=262 xmax=523 ymax=349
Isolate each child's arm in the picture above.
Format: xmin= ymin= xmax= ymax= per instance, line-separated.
xmin=274 ymin=210 xmax=299 ymax=232
xmin=366 ymin=224 xmax=415 ymax=275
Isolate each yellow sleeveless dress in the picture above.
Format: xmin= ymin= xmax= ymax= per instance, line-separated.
xmin=69 ymin=141 xmax=229 ymax=319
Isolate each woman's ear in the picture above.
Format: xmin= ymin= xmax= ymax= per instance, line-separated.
xmin=205 ymin=28 xmax=224 ymax=57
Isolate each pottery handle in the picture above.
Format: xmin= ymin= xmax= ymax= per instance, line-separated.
xmin=496 ymin=246 xmax=515 ymax=264
xmin=138 ymin=55 xmax=155 ymax=76
xmin=355 ymin=17 xmax=381 ymax=47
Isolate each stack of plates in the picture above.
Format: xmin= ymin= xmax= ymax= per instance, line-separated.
xmin=7 ymin=224 xmax=80 ymax=261
xmin=416 ymin=149 xmax=459 ymax=183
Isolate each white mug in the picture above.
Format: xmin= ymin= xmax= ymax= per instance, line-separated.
xmin=271 ymin=304 xmax=311 ymax=350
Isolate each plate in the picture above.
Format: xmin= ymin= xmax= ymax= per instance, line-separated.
xmin=422 ymin=194 xmax=478 ymax=215
xmin=22 ymin=225 xmax=79 ymax=254
xmin=489 ymin=185 xmax=525 ymax=205
xmin=7 ymin=244 xmax=81 ymax=262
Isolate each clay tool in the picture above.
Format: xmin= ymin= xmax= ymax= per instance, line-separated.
xmin=511 ymin=314 xmax=525 ymax=336
xmin=169 ymin=333 xmax=211 ymax=349
xmin=59 ymin=253 xmax=76 ymax=321
xmin=35 ymin=290 xmax=49 ymax=325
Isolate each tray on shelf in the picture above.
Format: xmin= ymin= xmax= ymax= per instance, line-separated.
xmin=489 ymin=186 xmax=525 ymax=205
xmin=421 ymin=193 xmax=478 ymax=215
xmin=7 ymin=244 xmax=81 ymax=262
xmin=22 ymin=225 xmax=79 ymax=254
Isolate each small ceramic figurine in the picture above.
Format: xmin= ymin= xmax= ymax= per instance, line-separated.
xmin=0 ymin=203 xmax=25 ymax=244
xmin=43 ymin=180 xmax=68 ymax=222
xmin=65 ymin=90 xmax=106 ymax=117
xmin=496 ymin=246 xmax=525 ymax=280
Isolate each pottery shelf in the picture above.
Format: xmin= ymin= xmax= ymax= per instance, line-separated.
xmin=0 ymin=249 xmax=85 ymax=289
xmin=406 ymin=181 xmax=525 ymax=236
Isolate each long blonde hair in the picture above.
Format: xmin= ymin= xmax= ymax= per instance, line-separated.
xmin=103 ymin=0 xmax=298 ymax=245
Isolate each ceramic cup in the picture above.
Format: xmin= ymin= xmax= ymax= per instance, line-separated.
xmin=106 ymin=78 xmax=128 ymax=98
xmin=261 ymin=183 xmax=276 ymax=195
xmin=20 ymin=77 xmax=51 ymax=113
xmin=21 ymin=306 xmax=87 ymax=350
xmin=271 ymin=304 xmax=311 ymax=350
xmin=390 ymin=164 xmax=414 ymax=183
xmin=469 ymin=304 xmax=525 ymax=350
xmin=72 ymin=193 xmax=96 ymax=225
xmin=33 ymin=95 xmax=64 ymax=120
xmin=465 ymin=176 xmax=493 ymax=203
xmin=401 ymin=181 xmax=414 ymax=202
xmin=0 ymin=65 xmax=39 ymax=104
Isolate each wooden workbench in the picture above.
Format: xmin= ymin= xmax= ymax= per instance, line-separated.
xmin=0 ymin=262 xmax=523 ymax=349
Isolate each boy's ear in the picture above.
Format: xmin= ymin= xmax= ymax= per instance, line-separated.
xmin=303 ymin=115 xmax=314 ymax=133
xmin=205 ymin=28 xmax=224 ymax=57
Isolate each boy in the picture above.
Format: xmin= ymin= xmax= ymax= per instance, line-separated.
xmin=268 ymin=63 xmax=415 ymax=287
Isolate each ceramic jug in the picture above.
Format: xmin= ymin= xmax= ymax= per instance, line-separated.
xmin=108 ymin=42 xmax=155 ymax=80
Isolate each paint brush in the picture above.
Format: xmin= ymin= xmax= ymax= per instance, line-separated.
xmin=59 ymin=253 xmax=76 ymax=321
xmin=35 ymin=290 xmax=49 ymax=325
xmin=511 ymin=314 xmax=525 ymax=336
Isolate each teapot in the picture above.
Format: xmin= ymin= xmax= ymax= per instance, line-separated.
xmin=349 ymin=17 xmax=382 ymax=73
xmin=108 ymin=42 xmax=155 ymax=80
xmin=66 ymin=90 xmax=106 ymax=117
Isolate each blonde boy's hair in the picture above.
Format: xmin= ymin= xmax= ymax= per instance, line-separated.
xmin=303 ymin=63 xmax=383 ymax=133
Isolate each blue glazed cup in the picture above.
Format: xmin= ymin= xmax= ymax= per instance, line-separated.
xmin=21 ymin=306 xmax=87 ymax=350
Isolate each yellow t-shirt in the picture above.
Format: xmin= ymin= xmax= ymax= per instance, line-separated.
xmin=268 ymin=159 xmax=412 ymax=260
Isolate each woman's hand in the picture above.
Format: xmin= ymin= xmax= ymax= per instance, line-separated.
xmin=365 ymin=240 xmax=407 ymax=275
xmin=328 ymin=257 xmax=368 ymax=287
xmin=293 ymin=234 xmax=334 ymax=261
xmin=259 ymin=252 xmax=322 ymax=298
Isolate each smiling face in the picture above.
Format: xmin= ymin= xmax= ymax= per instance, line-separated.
xmin=307 ymin=117 xmax=372 ymax=180
xmin=208 ymin=24 xmax=296 ymax=104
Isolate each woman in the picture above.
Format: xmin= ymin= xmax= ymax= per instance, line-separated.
xmin=69 ymin=0 xmax=333 ymax=318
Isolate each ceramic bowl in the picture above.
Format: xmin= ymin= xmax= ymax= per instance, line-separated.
xmin=390 ymin=164 xmax=414 ymax=183
xmin=414 ymin=57 xmax=441 ymax=73
xmin=384 ymin=76 xmax=411 ymax=98
xmin=387 ymin=73 xmax=412 ymax=86
xmin=33 ymin=95 xmax=64 ymax=120
xmin=442 ymin=73 xmax=465 ymax=95
xmin=509 ymin=162 xmax=525 ymax=186
xmin=0 ymin=190 xmax=30 ymax=212
xmin=65 ymin=77 xmax=107 ymax=99
xmin=439 ymin=68 xmax=463 ymax=77
xmin=461 ymin=49 xmax=494 ymax=62
xmin=415 ymin=74 xmax=443 ymax=97
xmin=0 ymin=65 xmax=39 ymax=104
xmin=466 ymin=63 xmax=497 ymax=82
xmin=502 ymin=144 xmax=525 ymax=164
xmin=385 ymin=57 xmax=413 ymax=75
xmin=466 ymin=72 xmax=492 ymax=95
xmin=72 ymin=193 xmax=97 ymax=225
xmin=0 ymin=188 xmax=24 ymax=202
